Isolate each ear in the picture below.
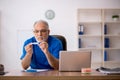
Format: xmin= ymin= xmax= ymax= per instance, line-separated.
xmin=48 ymin=30 xmax=50 ymax=34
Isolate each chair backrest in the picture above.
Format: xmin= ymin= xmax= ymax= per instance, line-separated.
xmin=51 ymin=35 xmax=67 ymax=50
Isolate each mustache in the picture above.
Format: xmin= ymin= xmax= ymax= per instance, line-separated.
xmin=36 ymin=36 xmax=46 ymax=42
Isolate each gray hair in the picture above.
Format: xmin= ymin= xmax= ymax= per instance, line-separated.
xmin=33 ymin=20 xmax=49 ymax=28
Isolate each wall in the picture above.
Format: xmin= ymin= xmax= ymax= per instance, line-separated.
xmin=0 ymin=0 xmax=120 ymax=70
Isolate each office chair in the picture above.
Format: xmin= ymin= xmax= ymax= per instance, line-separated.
xmin=51 ymin=35 xmax=67 ymax=50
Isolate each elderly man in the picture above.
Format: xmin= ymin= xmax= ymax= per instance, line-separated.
xmin=20 ymin=20 xmax=63 ymax=70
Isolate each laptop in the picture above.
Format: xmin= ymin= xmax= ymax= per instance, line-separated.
xmin=59 ymin=51 xmax=91 ymax=72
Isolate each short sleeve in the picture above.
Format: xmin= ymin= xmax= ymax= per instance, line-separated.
xmin=20 ymin=37 xmax=34 ymax=60
xmin=20 ymin=41 xmax=28 ymax=60
xmin=50 ymin=38 xmax=63 ymax=59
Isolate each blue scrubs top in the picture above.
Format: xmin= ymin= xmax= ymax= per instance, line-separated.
xmin=20 ymin=36 xmax=63 ymax=69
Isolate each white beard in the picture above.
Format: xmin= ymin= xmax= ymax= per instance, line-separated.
xmin=35 ymin=36 xmax=46 ymax=42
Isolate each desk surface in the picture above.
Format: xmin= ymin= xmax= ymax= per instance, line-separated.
xmin=1 ymin=70 xmax=120 ymax=80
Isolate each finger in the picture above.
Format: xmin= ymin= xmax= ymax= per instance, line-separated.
xmin=25 ymin=43 xmax=32 ymax=50
xmin=39 ymin=42 xmax=48 ymax=49
xmin=27 ymin=48 xmax=33 ymax=53
xmin=39 ymin=42 xmax=46 ymax=46
xmin=26 ymin=47 xmax=32 ymax=51
xmin=25 ymin=46 xmax=33 ymax=53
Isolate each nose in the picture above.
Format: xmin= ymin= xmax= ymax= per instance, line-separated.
xmin=38 ymin=31 xmax=42 ymax=36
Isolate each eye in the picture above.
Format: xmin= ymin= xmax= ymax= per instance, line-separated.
xmin=41 ymin=30 xmax=48 ymax=32
xmin=33 ymin=30 xmax=39 ymax=33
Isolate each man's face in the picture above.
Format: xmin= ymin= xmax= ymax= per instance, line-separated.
xmin=33 ymin=22 xmax=50 ymax=42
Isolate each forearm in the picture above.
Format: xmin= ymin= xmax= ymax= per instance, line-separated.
xmin=21 ymin=53 xmax=32 ymax=70
xmin=45 ymin=51 xmax=59 ymax=69
xmin=39 ymin=42 xmax=59 ymax=69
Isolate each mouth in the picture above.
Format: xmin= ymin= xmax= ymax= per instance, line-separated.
xmin=36 ymin=36 xmax=46 ymax=42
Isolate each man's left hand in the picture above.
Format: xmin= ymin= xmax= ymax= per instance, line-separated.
xmin=38 ymin=41 xmax=48 ymax=54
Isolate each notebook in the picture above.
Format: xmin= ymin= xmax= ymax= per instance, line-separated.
xmin=59 ymin=51 xmax=91 ymax=71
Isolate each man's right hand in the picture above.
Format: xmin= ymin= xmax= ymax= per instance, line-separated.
xmin=22 ymin=43 xmax=33 ymax=70
xmin=25 ymin=43 xmax=33 ymax=55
